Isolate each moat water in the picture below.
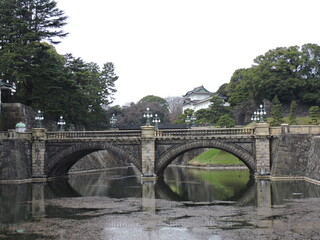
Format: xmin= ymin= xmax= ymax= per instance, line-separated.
xmin=1 ymin=166 xmax=320 ymax=240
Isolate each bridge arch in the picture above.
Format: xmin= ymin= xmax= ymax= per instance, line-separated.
xmin=46 ymin=142 xmax=140 ymax=178
xmin=155 ymin=139 xmax=255 ymax=175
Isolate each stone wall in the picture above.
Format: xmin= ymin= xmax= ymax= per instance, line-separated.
xmin=69 ymin=150 xmax=125 ymax=173
xmin=0 ymin=139 xmax=32 ymax=180
xmin=307 ymin=136 xmax=320 ymax=181
xmin=1 ymin=103 xmax=35 ymax=131
xmin=271 ymin=134 xmax=320 ymax=181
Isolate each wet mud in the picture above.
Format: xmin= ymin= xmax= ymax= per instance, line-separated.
xmin=1 ymin=196 xmax=320 ymax=240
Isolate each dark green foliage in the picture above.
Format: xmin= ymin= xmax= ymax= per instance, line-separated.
xmin=216 ymin=114 xmax=235 ymax=128
xmin=194 ymin=108 xmax=212 ymax=126
xmin=138 ymin=95 xmax=169 ymax=111
xmin=270 ymin=96 xmax=284 ymax=126
xmin=174 ymin=108 xmax=194 ymax=125
xmin=226 ymin=44 xmax=320 ymax=107
xmin=116 ymin=99 xmax=171 ymax=126
xmin=289 ymin=100 xmax=297 ymax=125
xmin=216 ymin=83 xmax=229 ymax=99
xmin=309 ymin=106 xmax=320 ymax=125
xmin=61 ymin=55 xmax=118 ymax=129
xmin=0 ymin=0 xmax=68 ymax=105
xmin=209 ymin=95 xmax=230 ymax=122
xmin=0 ymin=0 xmax=118 ymax=129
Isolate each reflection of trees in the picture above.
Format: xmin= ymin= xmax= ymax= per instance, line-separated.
xmin=0 ymin=184 xmax=32 ymax=225
xmin=162 ymin=166 xmax=255 ymax=203
xmin=234 ymin=179 xmax=256 ymax=207
xmin=156 ymin=177 xmax=184 ymax=201
xmin=2 ymin=167 xmax=320 ymax=231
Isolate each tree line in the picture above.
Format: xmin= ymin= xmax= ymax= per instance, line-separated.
xmin=0 ymin=0 xmax=117 ymax=129
xmin=1 ymin=1 xmax=320 ymax=129
xmin=173 ymin=44 xmax=320 ymax=127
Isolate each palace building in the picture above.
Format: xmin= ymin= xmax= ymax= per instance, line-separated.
xmin=182 ymin=85 xmax=229 ymax=112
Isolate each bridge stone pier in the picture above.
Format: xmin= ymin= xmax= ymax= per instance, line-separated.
xmin=1 ymin=123 xmax=320 ymax=183
xmin=254 ymin=123 xmax=271 ymax=175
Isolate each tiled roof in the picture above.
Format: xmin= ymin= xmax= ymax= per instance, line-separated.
xmin=183 ymin=85 xmax=212 ymax=97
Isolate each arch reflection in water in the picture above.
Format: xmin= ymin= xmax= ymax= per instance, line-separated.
xmin=64 ymin=166 xmax=254 ymax=203
xmin=162 ymin=166 xmax=254 ymax=203
xmin=2 ymin=166 xmax=320 ymax=233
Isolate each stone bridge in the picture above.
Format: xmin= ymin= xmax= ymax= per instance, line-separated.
xmin=1 ymin=123 xmax=320 ymax=183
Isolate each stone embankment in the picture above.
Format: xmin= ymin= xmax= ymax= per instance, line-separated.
xmin=271 ymin=133 xmax=320 ymax=183
xmin=0 ymin=139 xmax=31 ymax=180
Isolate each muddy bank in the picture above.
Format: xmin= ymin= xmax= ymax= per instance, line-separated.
xmin=2 ymin=196 xmax=319 ymax=240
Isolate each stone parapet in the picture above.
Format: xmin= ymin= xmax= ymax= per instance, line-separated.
xmin=270 ymin=125 xmax=320 ymax=136
xmin=254 ymin=123 xmax=270 ymax=136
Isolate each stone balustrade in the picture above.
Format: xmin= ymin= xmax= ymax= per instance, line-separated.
xmin=270 ymin=125 xmax=320 ymax=135
xmin=46 ymin=130 xmax=141 ymax=139
xmin=0 ymin=131 xmax=8 ymax=139
xmin=157 ymin=127 xmax=255 ymax=137
xmin=2 ymin=125 xmax=320 ymax=140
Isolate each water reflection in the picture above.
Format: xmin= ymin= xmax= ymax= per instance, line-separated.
xmin=1 ymin=166 xmax=320 ymax=235
xmin=163 ymin=166 xmax=254 ymax=202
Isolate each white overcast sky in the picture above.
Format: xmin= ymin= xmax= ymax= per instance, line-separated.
xmin=55 ymin=0 xmax=320 ymax=106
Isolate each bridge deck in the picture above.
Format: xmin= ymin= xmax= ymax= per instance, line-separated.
xmin=2 ymin=125 xmax=320 ymax=140
xmin=44 ymin=128 xmax=255 ymax=140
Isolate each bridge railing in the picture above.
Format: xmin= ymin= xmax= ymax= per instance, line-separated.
xmin=0 ymin=131 xmax=32 ymax=139
xmin=270 ymin=125 xmax=320 ymax=135
xmin=156 ymin=127 xmax=255 ymax=137
xmin=46 ymin=130 xmax=141 ymax=139
xmin=0 ymin=131 xmax=8 ymax=139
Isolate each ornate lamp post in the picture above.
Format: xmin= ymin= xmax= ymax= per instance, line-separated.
xmin=57 ymin=116 xmax=66 ymax=131
xmin=110 ymin=113 xmax=117 ymax=129
xmin=152 ymin=114 xmax=161 ymax=130
xmin=252 ymin=104 xmax=267 ymax=123
xmin=35 ymin=110 xmax=44 ymax=128
xmin=143 ymin=108 xmax=153 ymax=126
xmin=251 ymin=111 xmax=258 ymax=122
xmin=185 ymin=115 xmax=191 ymax=128
xmin=190 ymin=112 xmax=197 ymax=127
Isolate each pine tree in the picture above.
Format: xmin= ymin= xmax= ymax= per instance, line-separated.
xmin=270 ymin=96 xmax=283 ymax=126
xmin=0 ymin=0 xmax=68 ymax=105
xmin=309 ymin=106 xmax=320 ymax=125
xmin=288 ymin=100 xmax=297 ymax=125
xmin=216 ymin=114 xmax=235 ymax=128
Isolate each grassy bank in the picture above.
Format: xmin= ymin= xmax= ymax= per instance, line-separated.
xmin=188 ymin=149 xmax=245 ymax=166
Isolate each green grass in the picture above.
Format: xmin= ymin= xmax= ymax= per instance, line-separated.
xmin=188 ymin=149 xmax=245 ymax=166
xmin=167 ymin=169 xmax=251 ymax=200
xmin=188 ymin=169 xmax=250 ymax=200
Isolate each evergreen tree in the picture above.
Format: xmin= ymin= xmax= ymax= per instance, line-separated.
xmin=0 ymin=0 xmax=68 ymax=105
xmin=226 ymin=44 xmax=320 ymax=107
xmin=270 ymin=96 xmax=284 ymax=126
xmin=309 ymin=106 xmax=320 ymax=125
xmin=288 ymin=100 xmax=297 ymax=125
xmin=174 ymin=108 xmax=194 ymax=125
xmin=63 ymin=54 xmax=118 ymax=129
xmin=208 ymin=95 xmax=230 ymax=124
xmin=216 ymin=114 xmax=235 ymax=128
